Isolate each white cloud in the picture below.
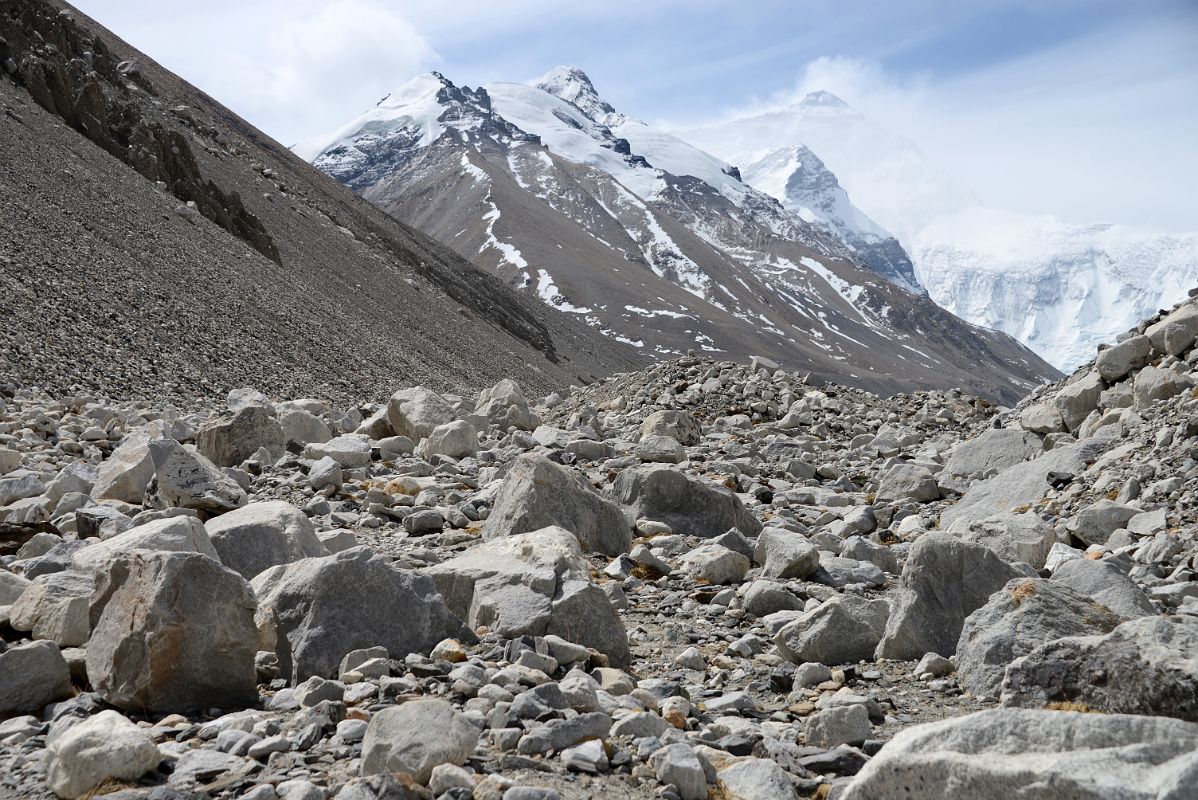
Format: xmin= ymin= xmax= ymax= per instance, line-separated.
xmin=680 ymin=17 xmax=1198 ymax=231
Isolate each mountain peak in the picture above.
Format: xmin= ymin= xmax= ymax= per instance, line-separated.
xmin=533 ymin=65 xmax=617 ymax=122
xmin=796 ymin=90 xmax=850 ymax=110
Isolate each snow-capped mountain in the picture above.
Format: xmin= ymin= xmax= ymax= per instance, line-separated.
xmin=682 ymin=94 xmax=1198 ymax=371
xmin=295 ymin=68 xmax=1057 ymax=401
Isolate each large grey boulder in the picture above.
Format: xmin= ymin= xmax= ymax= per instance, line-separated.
xmin=44 ymin=710 xmax=162 ymax=799
xmin=86 ymin=551 xmax=258 ymax=713
xmin=840 ymin=708 xmax=1198 ymax=800
xmin=253 ymin=546 xmax=471 ymax=682
xmin=718 ymin=758 xmax=798 ymax=800
xmin=428 ymin=526 xmax=629 ymax=665
xmin=8 ymin=570 xmax=92 ymax=646
xmin=875 ymin=533 xmax=1022 ymax=660
xmin=1051 ymin=557 xmax=1156 ymax=618
xmin=1145 ymin=300 xmax=1198 ymax=355
xmin=0 ymin=640 xmax=72 ymax=715
xmin=639 ymin=410 xmax=702 ymax=446
xmin=775 ymin=594 xmax=890 ymax=666
xmin=955 ymin=578 xmax=1124 ymax=698
xmin=1001 ymin=615 xmax=1198 ymax=721
xmin=195 ymin=406 xmax=284 ymax=468
xmin=89 ymin=421 xmax=166 ymax=502
xmin=360 ymin=699 xmax=479 ymax=784
xmin=149 ymin=440 xmax=247 ymax=515
xmin=948 ymin=511 xmax=1054 ymax=569
xmin=1054 ymin=371 xmax=1104 ymax=432
xmin=754 ymin=528 xmax=820 ymax=579
xmin=484 ymin=453 xmax=631 ymax=556
xmin=419 ymin=420 xmax=479 ymax=460
xmin=386 ymin=387 xmax=455 ymax=442
xmin=1133 ymin=366 xmax=1192 ymax=409
xmin=1068 ymin=499 xmax=1142 ymax=545
xmin=939 ymin=442 xmax=1094 ymax=530
xmin=611 ymin=465 xmax=761 ymax=539
xmin=278 ymin=408 xmax=332 ymax=446
xmin=205 ymin=501 xmax=328 ymax=580
xmin=476 ymin=379 xmax=538 ymax=431
xmin=943 ymin=429 xmax=1042 ymax=481
xmin=1096 ymin=334 xmax=1152 ymax=381
xmin=876 ymin=463 xmax=939 ymax=503
xmin=0 ymin=569 xmax=31 ymax=605
xmin=0 ymin=470 xmax=45 ymax=507
xmin=72 ymin=515 xmax=218 ymax=574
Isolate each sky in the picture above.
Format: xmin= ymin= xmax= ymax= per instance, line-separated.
xmin=72 ymin=0 xmax=1198 ymax=231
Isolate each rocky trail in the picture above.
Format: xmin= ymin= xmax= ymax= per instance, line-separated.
xmin=2 ymin=293 xmax=1198 ymax=800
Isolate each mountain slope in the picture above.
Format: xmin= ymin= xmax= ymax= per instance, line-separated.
xmin=297 ymin=69 xmax=1059 ymax=403
xmin=682 ymin=93 xmax=1198 ymax=371
xmin=0 ymin=1 xmax=645 ymax=406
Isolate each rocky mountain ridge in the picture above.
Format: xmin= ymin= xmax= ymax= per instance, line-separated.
xmin=297 ymin=67 xmax=1058 ymax=403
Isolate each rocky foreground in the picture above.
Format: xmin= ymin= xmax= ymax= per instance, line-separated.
xmin=2 ymin=294 xmax=1198 ymax=800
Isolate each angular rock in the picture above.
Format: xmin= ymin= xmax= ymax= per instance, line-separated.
xmin=1051 ymin=557 xmax=1156 ymax=619
xmin=428 ymin=527 xmax=629 ymax=665
xmin=45 ymin=710 xmax=162 ymax=799
xmin=1096 ymin=334 xmax=1152 ymax=381
xmin=484 ymin=453 xmax=631 ymax=556
xmin=87 ymin=550 xmax=258 ymax=713
xmin=0 ymin=640 xmax=72 ymax=715
xmin=305 ymin=434 xmax=372 ymax=468
xmin=650 ymin=743 xmax=707 ymax=800
xmin=635 ymin=434 xmax=685 ymax=464
xmin=419 ymin=420 xmax=479 ymax=460
xmin=1145 ymin=301 xmax=1198 ymax=356
xmin=1054 ymin=371 xmax=1104 ymax=432
xmin=205 ymin=501 xmax=328 ymax=580
xmin=775 ymin=594 xmax=890 ymax=666
xmin=476 ymin=379 xmax=538 ymax=431
xmin=1018 ymin=403 xmax=1063 ymax=434
xmin=9 ymin=569 xmax=92 ymax=646
xmin=639 ymin=410 xmax=701 ymax=446
xmin=196 ymin=406 xmax=284 ymax=468
xmin=841 ymin=708 xmax=1198 ymax=800
xmin=1068 ymin=499 xmax=1142 ymax=546
xmin=955 ymin=578 xmax=1123 ymax=698
xmin=717 ymin=758 xmax=798 ymax=800
xmin=149 ymin=440 xmax=248 ymax=515
xmin=1001 ymin=615 xmax=1198 ymax=720
xmin=72 ymin=515 xmax=219 ymax=574
xmin=278 ymin=408 xmax=332 ymax=446
xmin=386 ymin=387 xmax=455 ymax=442
xmin=1133 ymin=366 xmax=1191 ymax=409
xmin=754 ymin=527 xmax=819 ymax=579
xmin=876 ymin=463 xmax=939 ymax=503
xmin=611 ymin=464 xmax=761 ymax=539
xmin=805 ymin=704 xmax=871 ymax=747
xmin=943 ymin=429 xmax=1041 ymax=481
xmin=876 ymin=533 xmax=1022 ymax=659
xmin=949 ymin=511 xmax=1054 ymax=569
xmin=360 ymin=699 xmax=478 ymax=784
xmin=680 ymin=543 xmax=749 ymax=584
xmin=253 ymin=546 xmax=471 ymax=682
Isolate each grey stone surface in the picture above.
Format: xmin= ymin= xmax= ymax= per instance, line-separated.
xmin=360 ymin=699 xmax=479 ymax=784
xmin=775 ymin=594 xmax=890 ymax=665
xmin=611 ymin=464 xmax=762 ymax=539
xmin=205 ymin=500 xmax=329 ymax=580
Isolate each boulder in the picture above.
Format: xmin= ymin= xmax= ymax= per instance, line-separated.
xmin=149 ymin=440 xmax=247 ymax=515
xmin=875 ymin=463 xmax=939 ymax=503
xmin=253 ymin=546 xmax=471 ymax=682
xmin=1054 ymin=371 xmax=1104 ymax=432
xmin=72 ymin=515 xmax=219 ymax=574
xmin=1018 ymin=403 xmax=1064 ymax=434
xmin=1068 ymin=499 xmax=1142 ymax=545
xmin=939 ymin=442 xmax=1093 ymax=530
xmin=639 ymin=410 xmax=702 ymax=446
xmin=44 ymin=710 xmax=162 ymax=799
xmin=476 ymin=379 xmax=538 ymax=431
xmin=0 ymin=569 xmax=31 ymax=605
xmin=360 ymin=699 xmax=479 ymax=784
xmin=955 ymin=578 xmax=1124 ymax=698
xmin=743 ymin=580 xmax=803 ymax=617
xmin=8 ymin=570 xmax=92 ymax=646
xmin=1001 ymin=615 xmax=1198 ymax=721
xmin=86 ymin=550 xmax=258 ymax=713
xmin=427 ymin=527 xmax=629 ymax=665
xmin=484 ymin=453 xmax=631 ymax=556
xmin=278 ymin=408 xmax=332 ymax=446
xmin=0 ymin=640 xmax=72 ymax=715
xmin=611 ymin=465 xmax=762 ymax=539
xmin=90 ymin=421 xmax=166 ymax=503
xmin=195 ymin=406 xmax=284 ymax=467
xmin=754 ymin=527 xmax=819 ymax=579
xmin=717 ymin=758 xmax=798 ymax=800
xmin=205 ymin=501 xmax=328 ymax=580
xmin=1145 ymin=301 xmax=1198 ymax=356
xmin=840 ymin=708 xmax=1198 ymax=800
xmin=943 ymin=429 xmax=1041 ymax=481
xmin=875 ymin=533 xmax=1022 ymax=660
xmin=1096 ymin=335 xmax=1152 ymax=381
xmin=775 ymin=594 xmax=890 ymax=666
xmin=386 ymin=387 xmax=455 ymax=442
xmin=0 ymin=470 xmax=45 ymax=507
xmin=1133 ymin=366 xmax=1192 ymax=409
xmin=650 ymin=743 xmax=707 ymax=800
xmin=304 ymin=434 xmax=372 ymax=468
xmin=805 ymin=704 xmax=872 ymax=747
xmin=948 ymin=511 xmax=1054 ymax=569
xmin=1051 ymin=557 xmax=1156 ymax=618
xmin=419 ymin=420 xmax=479 ymax=460
xmin=679 ymin=544 xmax=749 ymax=584
xmin=635 ymin=435 xmax=685 ymax=464
xmin=308 ymin=456 xmax=343 ymax=491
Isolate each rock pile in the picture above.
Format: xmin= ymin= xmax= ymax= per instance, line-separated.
xmin=2 ymin=291 xmax=1198 ymax=799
